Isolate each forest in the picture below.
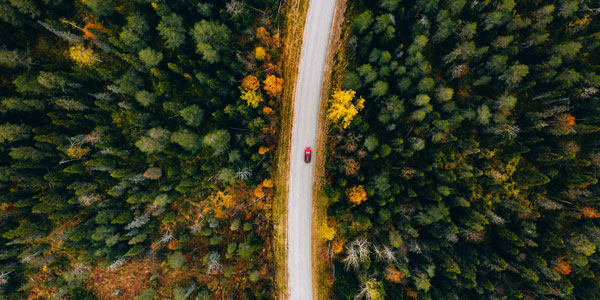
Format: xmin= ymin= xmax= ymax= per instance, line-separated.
xmin=0 ymin=0 xmax=283 ymax=299
xmin=324 ymin=0 xmax=600 ymax=299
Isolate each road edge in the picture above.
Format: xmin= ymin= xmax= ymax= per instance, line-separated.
xmin=311 ymin=0 xmax=347 ymax=299
xmin=273 ymin=0 xmax=310 ymax=299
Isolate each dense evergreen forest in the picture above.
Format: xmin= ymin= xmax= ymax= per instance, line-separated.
xmin=326 ymin=0 xmax=600 ymax=299
xmin=0 ymin=0 xmax=283 ymax=299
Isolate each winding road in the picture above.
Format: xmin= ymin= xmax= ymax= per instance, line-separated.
xmin=287 ymin=0 xmax=337 ymax=299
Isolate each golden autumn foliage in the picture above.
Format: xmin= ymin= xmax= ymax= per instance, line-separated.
xmin=272 ymin=33 xmax=280 ymax=48
xmin=200 ymin=190 xmax=237 ymax=219
xmin=319 ymin=220 xmax=336 ymax=241
xmin=68 ymin=44 xmax=98 ymax=67
xmin=265 ymin=62 xmax=279 ymax=73
xmin=240 ymin=88 xmax=264 ymax=108
xmin=363 ymin=279 xmax=384 ymax=300
xmin=67 ymin=147 xmax=90 ymax=159
xmin=255 ymin=26 xmax=279 ymax=48
xmin=262 ymin=123 xmax=277 ymax=135
xmin=241 ymin=75 xmax=260 ymax=91
xmin=256 ymin=26 xmax=270 ymax=44
xmin=262 ymin=106 xmax=274 ymax=115
xmin=384 ymin=265 xmax=404 ymax=283
xmin=346 ymin=185 xmax=367 ymax=206
xmin=0 ymin=202 xmax=13 ymax=211
xmin=582 ymin=207 xmax=600 ymax=218
xmin=167 ymin=239 xmax=179 ymax=250
xmin=263 ymin=75 xmax=284 ymax=97
xmin=406 ymin=288 xmax=418 ymax=299
xmin=185 ymin=183 xmax=268 ymax=222
xmin=254 ymin=184 xmax=265 ymax=198
xmin=570 ymin=16 xmax=591 ymax=27
xmin=332 ymin=240 xmax=344 ymax=254
xmin=258 ymin=146 xmax=270 ymax=155
xmin=255 ymin=46 xmax=266 ymax=61
xmin=26 ymin=271 xmax=58 ymax=300
xmin=262 ymin=179 xmax=273 ymax=188
xmin=327 ymin=89 xmax=365 ymax=129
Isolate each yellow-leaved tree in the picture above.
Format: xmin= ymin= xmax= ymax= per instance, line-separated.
xmin=262 ymin=179 xmax=273 ymax=188
xmin=68 ymin=44 xmax=98 ymax=67
xmin=327 ymin=89 xmax=365 ymax=129
xmin=240 ymin=88 xmax=264 ymax=108
xmin=346 ymin=185 xmax=367 ymax=206
xmin=67 ymin=147 xmax=90 ymax=159
xmin=255 ymin=46 xmax=266 ymax=61
xmin=358 ymin=278 xmax=385 ymax=300
xmin=319 ymin=220 xmax=336 ymax=241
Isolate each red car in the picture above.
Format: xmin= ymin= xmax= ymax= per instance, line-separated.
xmin=304 ymin=147 xmax=312 ymax=163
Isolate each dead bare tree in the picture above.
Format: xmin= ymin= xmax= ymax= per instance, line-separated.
xmin=206 ymin=252 xmax=223 ymax=274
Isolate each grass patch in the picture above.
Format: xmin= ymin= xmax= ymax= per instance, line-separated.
xmin=311 ymin=0 xmax=349 ymax=299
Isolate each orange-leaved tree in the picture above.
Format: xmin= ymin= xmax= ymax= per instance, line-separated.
xmin=327 ymin=89 xmax=365 ymax=129
xmin=241 ymin=75 xmax=260 ymax=91
xmin=346 ymin=185 xmax=367 ymax=206
xmin=254 ymin=184 xmax=265 ymax=198
xmin=82 ymin=21 xmax=109 ymax=40
xmin=553 ymin=258 xmax=572 ymax=275
xmin=258 ymin=146 xmax=270 ymax=155
xmin=582 ymin=206 xmax=600 ymax=218
xmin=256 ymin=26 xmax=270 ymax=45
xmin=262 ymin=106 xmax=274 ymax=115
xmin=384 ymin=265 xmax=404 ymax=283
xmin=263 ymin=75 xmax=283 ymax=97
xmin=332 ymin=240 xmax=344 ymax=254
xmin=552 ymin=113 xmax=576 ymax=135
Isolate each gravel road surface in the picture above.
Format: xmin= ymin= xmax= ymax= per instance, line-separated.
xmin=287 ymin=1 xmax=337 ymax=299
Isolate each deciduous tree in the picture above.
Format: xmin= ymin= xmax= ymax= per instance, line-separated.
xmin=68 ymin=44 xmax=99 ymax=67
xmin=347 ymin=185 xmax=367 ymax=206
xmin=327 ymin=89 xmax=365 ymax=129
xmin=241 ymin=75 xmax=260 ymax=91
xmin=240 ymin=89 xmax=264 ymax=108
xmin=262 ymin=75 xmax=283 ymax=97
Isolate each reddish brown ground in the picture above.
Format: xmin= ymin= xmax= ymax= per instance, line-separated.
xmin=87 ymin=258 xmax=159 ymax=300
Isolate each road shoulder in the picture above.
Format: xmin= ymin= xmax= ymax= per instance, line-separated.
xmin=311 ymin=0 xmax=348 ymax=299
